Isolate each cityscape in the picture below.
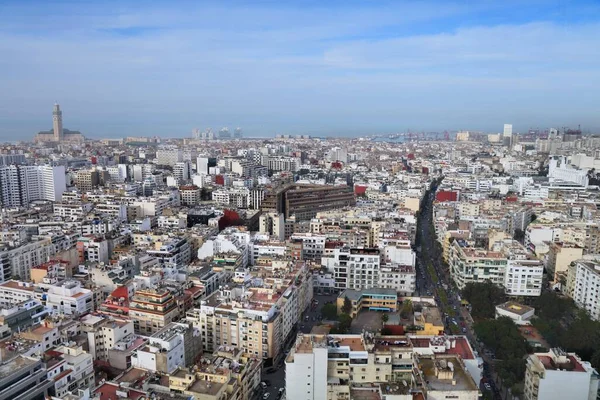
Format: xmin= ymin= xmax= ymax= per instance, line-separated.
xmin=1 ymin=2 xmax=600 ymax=400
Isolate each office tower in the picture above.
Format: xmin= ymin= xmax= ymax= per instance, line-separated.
xmin=503 ymin=124 xmax=513 ymax=146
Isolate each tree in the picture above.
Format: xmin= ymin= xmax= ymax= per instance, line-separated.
xmin=462 ymin=281 xmax=506 ymax=319
xmin=381 ymin=313 xmax=389 ymax=325
xmin=341 ymin=296 xmax=352 ymax=315
xmin=331 ymin=313 xmax=353 ymax=334
xmin=400 ymin=300 xmax=413 ymax=319
xmin=591 ymin=349 xmax=600 ymax=371
xmin=321 ymin=304 xmax=338 ymax=320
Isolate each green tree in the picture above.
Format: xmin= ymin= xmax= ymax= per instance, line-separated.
xmin=400 ymin=300 xmax=413 ymax=319
xmin=381 ymin=313 xmax=389 ymax=325
xmin=332 ymin=313 xmax=353 ymax=334
xmin=591 ymin=350 xmax=600 ymax=371
xmin=321 ymin=304 xmax=338 ymax=320
xmin=462 ymin=281 xmax=506 ymax=319
xmin=341 ymin=296 xmax=352 ymax=315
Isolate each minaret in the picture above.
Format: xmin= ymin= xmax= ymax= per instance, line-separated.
xmin=53 ymin=103 xmax=63 ymax=141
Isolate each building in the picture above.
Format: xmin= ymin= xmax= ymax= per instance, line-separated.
xmin=156 ymin=147 xmax=183 ymax=166
xmin=33 ymin=103 xmax=85 ymax=143
xmin=0 ymin=356 xmax=55 ymax=399
xmin=45 ymin=280 xmax=93 ymax=316
xmin=168 ymin=346 xmax=261 ymax=400
xmin=566 ymin=260 xmax=600 ymax=321
xmin=262 ymin=184 xmax=356 ymax=221
xmin=0 ymin=165 xmax=66 ymax=206
xmin=132 ymin=322 xmax=198 ymax=374
xmin=285 ymin=334 xmax=480 ymax=400
xmin=129 ymin=287 xmax=179 ymax=334
xmin=495 ymin=301 xmax=535 ymax=325
xmin=337 ymin=288 xmax=397 ymax=318
xmin=378 ymin=264 xmax=416 ymax=295
xmin=323 ymin=247 xmax=381 ymax=291
xmin=524 ymin=348 xmax=600 ymax=400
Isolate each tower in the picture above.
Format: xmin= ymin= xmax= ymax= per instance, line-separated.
xmin=53 ymin=103 xmax=63 ymax=141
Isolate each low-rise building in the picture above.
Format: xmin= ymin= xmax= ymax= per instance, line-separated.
xmin=495 ymin=301 xmax=535 ymax=325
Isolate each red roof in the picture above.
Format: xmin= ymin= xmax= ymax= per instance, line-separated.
xmin=95 ymin=383 xmax=146 ymax=400
xmin=110 ymin=285 xmax=129 ymax=300
xmin=383 ymin=325 xmax=404 ymax=335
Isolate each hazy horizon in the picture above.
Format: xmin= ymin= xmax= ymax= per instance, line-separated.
xmin=1 ymin=0 xmax=599 ymax=140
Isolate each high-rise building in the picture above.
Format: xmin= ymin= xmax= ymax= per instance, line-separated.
xmin=0 ymin=165 xmax=66 ymax=207
xmin=503 ymin=123 xmax=513 ymax=146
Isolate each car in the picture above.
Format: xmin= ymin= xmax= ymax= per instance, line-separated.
xmin=263 ymin=393 xmax=271 ymax=399
xmin=484 ymin=383 xmax=492 ymax=391
xmin=462 ymin=327 xmax=467 ymax=333
xmin=261 ymin=382 xmax=267 ymax=389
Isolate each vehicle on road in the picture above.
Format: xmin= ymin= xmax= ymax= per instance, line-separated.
xmin=263 ymin=393 xmax=271 ymax=399
xmin=261 ymin=382 xmax=267 ymax=389
xmin=263 ymin=380 xmax=271 ymax=386
xmin=484 ymin=383 xmax=492 ymax=391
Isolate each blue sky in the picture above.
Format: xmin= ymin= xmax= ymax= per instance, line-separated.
xmin=0 ymin=0 xmax=599 ymax=139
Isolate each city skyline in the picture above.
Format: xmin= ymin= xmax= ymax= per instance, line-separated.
xmin=1 ymin=0 xmax=600 ymax=140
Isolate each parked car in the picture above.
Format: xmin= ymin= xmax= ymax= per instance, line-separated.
xmin=263 ymin=393 xmax=271 ymax=399
xmin=484 ymin=383 xmax=492 ymax=391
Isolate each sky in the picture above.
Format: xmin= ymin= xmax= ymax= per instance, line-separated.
xmin=0 ymin=0 xmax=599 ymax=140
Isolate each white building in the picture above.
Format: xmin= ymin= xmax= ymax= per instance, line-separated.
xmin=323 ymin=247 xmax=381 ymax=291
xmin=495 ymin=301 xmax=535 ymax=325
xmin=504 ymin=259 xmax=544 ymax=297
xmin=156 ymin=148 xmax=183 ymax=166
xmin=567 ymin=260 xmax=600 ymax=321
xmin=132 ymin=322 xmax=191 ymax=374
xmin=378 ymin=264 xmax=416 ymax=295
xmin=45 ymin=281 xmax=93 ymax=315
xmin=285 ymin=335 xmax=329 ymax=400
xmin=524 ymin=348 xmax=599 ymax=400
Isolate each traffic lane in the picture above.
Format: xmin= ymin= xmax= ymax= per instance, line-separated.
xmin=261 ymin=366 xmax=286 ymax=400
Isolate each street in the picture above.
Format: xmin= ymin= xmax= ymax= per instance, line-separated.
xmin=415 ymin=180 xmax=502 ymax=400
xmin=255 ymin=292 xmax=339 ymax=400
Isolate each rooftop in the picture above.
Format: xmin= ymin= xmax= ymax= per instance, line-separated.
xmin=496 ymin=301 xmax=535 ymax=316
xmin=419 ymin=356 xmax=478 ymax=392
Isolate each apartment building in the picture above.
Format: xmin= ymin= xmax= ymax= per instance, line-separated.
xmin=81 ymin=314 xmax=134 ymax=361
xmin=45 ymin=280 xmax=93 ymax=316
xmin=168 ymin=346 xmax=261 ymax=400
xmin=566 ymin=260 xmax=600 ymax=321
xmin=524 ymin=348 xmax=599 ymax=400
xmin=0 ymin=356 xmax=55 ymax=400
xmin=0 ymin=237 xmax=57 ymax=281
xmin=285 ymin=334 xmax=480 ymax=400
xmin=323 ymin=247 xmax=381 ymax=291
xmin=132 ymin=322 xmax=198 ymax=374
xmin=378 ymin=264 xmax=416 ymax=295
xmin=129 ymin=287 xmax=180 ymax=335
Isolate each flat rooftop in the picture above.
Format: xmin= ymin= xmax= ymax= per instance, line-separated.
xmin=0 ymin=355 xmax=37 ymax=379
xmin=496 ymin=301 xmax=534 ymax=316
xmin=189 ymin=378 xmax=225 ymax=395
xmin=420 ymin=357 xmax=478 ymax=392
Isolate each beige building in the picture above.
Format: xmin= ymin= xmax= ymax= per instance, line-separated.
xmin=546 ymin=243 xmax=583 ymax=283
xmin=168 ymin=346 xmax=261 ymax=400
xmin=129 ymin=287 xmax=180 ymax=335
